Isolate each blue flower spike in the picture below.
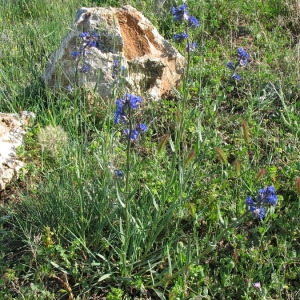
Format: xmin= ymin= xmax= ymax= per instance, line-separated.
xmin=114 ymin=93 xmax=147 ymax=141
xmin=246 ymin=186 xmax=278 ymax=220
xmin=171 ymin=4 xmax=200 ymax=54
xmin=70 ymin=31 xmax=100 ymax=69
xmin=114 ymin=98 xmax=127 ymax=124
xmin=226 ymin=47 xmax=250 ymax=80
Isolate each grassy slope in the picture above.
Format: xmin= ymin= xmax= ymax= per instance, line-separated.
xmin=0 ymin=0 xmax=299 ymax=299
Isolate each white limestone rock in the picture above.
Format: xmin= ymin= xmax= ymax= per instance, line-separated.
xmin=0 ymin=111 xmax=35 ymax=191
xmin=43 ymin=5 xmax=186 ymax=101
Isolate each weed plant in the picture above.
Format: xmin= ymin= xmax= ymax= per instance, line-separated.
xmin=0 ymin=0 xmax=299 ymax=299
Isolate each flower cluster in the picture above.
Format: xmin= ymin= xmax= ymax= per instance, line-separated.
xmin=171 ymin=4 xmax=199 ymax=52
xmin=226 ymin=47 xmax=250 ymax=80
xmin=188 ymin=16 xmax=200 ymax=29
xmin=246 ymin=186 xmax=278 ymax=220
xmin=71 ymin=31 xmax=99 ymax=74
xmin=237 ymin=47 xmax=250 ymax=66
xmin=174 ymin=32 xmax=189 ymax=42
xmin=123 ymin=123 xmax=148 ymax=141
xmin=79 ymin=32 xmax=99 ymax=47
xmin=114 ymin=93 xmax=148 ymax=141
xmin=114 ymin=93 xmax=142 ymax=123
xmin=171 ymin=4 xmax=189 ymax=22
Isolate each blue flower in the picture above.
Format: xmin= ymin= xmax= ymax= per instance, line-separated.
xmin=114 ymin=93 xmax=146 ymax=141
xmin=188 ymin=16 xmax=200 ymax=28
xmin=113 ymin=59 xmax=120 ymax=67
xmin=79 ymin=32 xmax=99 ymax=48
xmin=114 ymin=114 xmax=124 ymax=124
xmin=239 ymin=59 xmax=248 ymax=66
xmin=114 ymin=99 xmax=126 ymax=123
xmin=257 ymin=186 xmax=278 ymax=206
xmin=79 ymin=64 xmax=90 ymax=73
xmin=246 ymin=186 xmax=278 ymax=220
xmin=186 ymin=42 xmax=197 ymax=52
xmin=116 ymin=98 xmax=125 ymax=110
xmin=130 ymin=129 xmax=139 ymax=141
xmin=226 ymin=61 xmax=235 ymax=70
xmin=115 ymin=170 xmax=123 ymax=177
xmin=249 ymin=206 xmax=265 ymax=220
xmin=114 ymin=94 xmax=143 ymax=123
xmin=266 ymin=186 xmax=276 ymax=194
xmin=87 ymin=40 xmax=97 ymax=47
xmin=237 ymin=47 xmax=250 ymax=60
xmin=126 ymin=93 xmax=143 ymax=109
xmin=232 ymin=73 xmax=241 ymax=80
xmin=123 ymin=124 xmax=148 ymax=141
xmin=246 ymin=196 xmax=255 ymax=206
xmin=171 ymin=4 xmax=188 ymax=22
xmin=123 ymin=128 xmax=139 ymax=141
xmin=91 ymin=32 xmax=99 ymax=39
xmin=79 ymin=32 xmax=90 ymax=38
xmin=174 ymin=32 xmax=189 ymax=42
xmin=137 ymin=123 xmax=148 ymax=132
xmin=123 ymin=128 xmax=130 ymax=136
xmin=267 ymin=194 xmax=278 ymax=206
xmin=237 ymin=47 xmax=250 ymax=66
xmin=226 ymin=48 xmax=250 ymax=80
xmin=71 ymin=51 xmax=80 ymax=59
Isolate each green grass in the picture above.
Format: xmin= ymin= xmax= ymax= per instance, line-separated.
xmin=0 ymin=0 xmax=299 ymax=299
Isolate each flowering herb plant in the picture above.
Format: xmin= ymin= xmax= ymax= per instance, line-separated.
xmin=226 ymin=47 xmax=250 ymax=81
xmin=68 ymin=31 xmax=99 ymax=88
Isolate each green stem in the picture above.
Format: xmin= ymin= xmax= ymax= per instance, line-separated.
xmin=125 ymin=105 xmax=132 ymax=195
xmin=179 ymin=24 xmax=190 ymax=144
xmin=122 ymin=104 xmax=132 ymax=276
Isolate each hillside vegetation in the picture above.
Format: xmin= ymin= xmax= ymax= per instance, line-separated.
xmin=0 ymin=0 xmax=299 ymax=299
